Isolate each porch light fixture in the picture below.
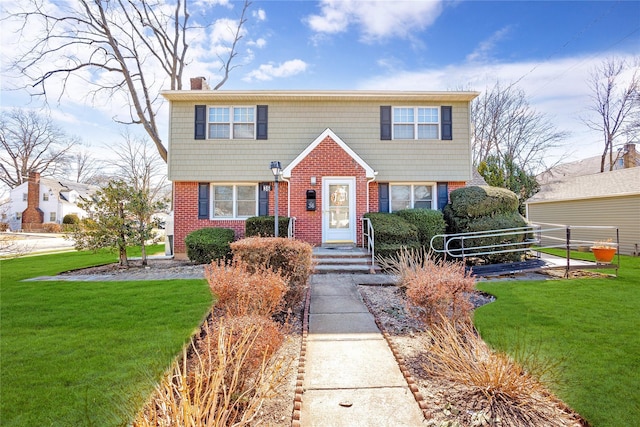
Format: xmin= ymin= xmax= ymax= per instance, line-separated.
xmin=270 ymin=161 xmax=282 ymax=237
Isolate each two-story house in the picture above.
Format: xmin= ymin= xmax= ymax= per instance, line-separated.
xmin=162 ymin=79 xmax=479 ymax=259
xmin=6 ymin=171 xmax=98 ymax=231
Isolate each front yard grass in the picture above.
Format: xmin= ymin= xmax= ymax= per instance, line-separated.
xmin=0 ymin=247 xmax=212 ymax=426
xmin=474 ymin=253 xmax=640 ymax=427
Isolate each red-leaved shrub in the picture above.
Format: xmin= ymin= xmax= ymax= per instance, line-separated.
xmin=403 ymin=257 xmax=476 ymax=326
xmin=230 ymin=237 xmax=313 ymax=310
xmin=205 ymin=260 xmax=288 ymax=317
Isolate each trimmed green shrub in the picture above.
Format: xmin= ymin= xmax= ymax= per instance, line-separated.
xmin=395 ymin=208 xmax=446 ymax=250
xmin=448 ymin=185 xmax=519 ymax=218
xmin=364 ymin=213 xmax=420 ymax=260
xmin=444 ymin=186 xmax=528 ymax=264
xmin=62 ymin=214 xmax=80 ymax=225
xmin=245 ymin=216 xmax=291 ymax=237
xmin=185 ymin=227 xmax=235 ymax=264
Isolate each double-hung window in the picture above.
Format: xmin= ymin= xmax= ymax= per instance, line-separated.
xmin=208 ymin=107 xmax=255 ymax=139
xmin=212 ymin=184 xmax=257 ymax=218
xmin=390 ymin=184 xmax=434 ymax=211
xmin=393 ymin=107 xmax=439 ymax=140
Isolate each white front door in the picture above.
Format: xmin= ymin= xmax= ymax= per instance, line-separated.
xmin=322 ymin=177 xmax=356 ymax=244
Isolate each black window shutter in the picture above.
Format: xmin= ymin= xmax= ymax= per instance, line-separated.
xmin=380 ymin=106 xmax=392 ymax=140
xmin=378 ymin=183 xmax=390 ymax=212
xmin=441 ymin=106 xmax=452 ymax=140
xmin=437 ymin=182 xmax=449 ymax=211
xmin=195 ymin=105 xmax=206 ymax=140
xmin=258 ymin=183 xmax=269 ymax=216
xmin=256 ymin=105 xmax=268 ymax=140
xmin=198 ymin=183 xmax=209 ymax=219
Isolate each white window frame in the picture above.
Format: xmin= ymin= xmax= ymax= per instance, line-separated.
xmin=22 ymin=193 xmax=27 ymax=202
xmin=15 ymin=212 xmax=22 ymax=221
xmin=211 ymin=184 xmax=258 ymax=219
xmin=207 ymin=106 xmax=256 ymax=140
xmin=392 ymin=106 xmax=440 ymax=140
xmin=389 ymin=183 xmax=436 ymax=212
xmin=43 ymin=192 xmax=49 ymax=201
xmin=49 ymin=212 xmax=57 ymax=222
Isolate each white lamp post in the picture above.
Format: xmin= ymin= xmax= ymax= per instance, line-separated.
xmin=270 ymin=161 xmax=282 ymax=237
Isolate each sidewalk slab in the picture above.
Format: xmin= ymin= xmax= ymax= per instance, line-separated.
xmin=310 ymin=295 xmax=369 ymax=314
xmin=304 ymin=339 xmax=406 ymax=389
xmin=301 ymin=388 xmax=426 ymax=427
xmin=308 ymin=313 xmax=380 ymax=336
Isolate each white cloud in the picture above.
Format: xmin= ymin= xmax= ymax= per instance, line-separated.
xmin=243 ymin=59 xmax=308 ymax=82
xmin=466 ymin=26 xmax=513 ymax=63
xmin=306 ymin=0 xmax=443 ymax=42
xmin=248 ymin=38 xmax=267 ymax=49
xmin=252 ymin=8 xmax=266 ymax=22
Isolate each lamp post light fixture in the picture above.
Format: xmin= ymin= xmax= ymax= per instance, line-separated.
xmin=270 ymin=161 xmax=282 ymax=237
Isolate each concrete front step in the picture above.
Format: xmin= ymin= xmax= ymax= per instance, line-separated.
xmin=313 ymin=247 xmax=378 ymax=274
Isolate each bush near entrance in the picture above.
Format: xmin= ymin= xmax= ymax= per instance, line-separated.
xmin=245 ymin=216 xmax=291 ymax=237
xmin=185 ymin=227 xmax=235 ymax=264
xmin=443 ymin=186 xmax=527 ymax=264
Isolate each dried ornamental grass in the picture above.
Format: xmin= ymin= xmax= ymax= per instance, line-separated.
xmin=133 ymin=317 xmax=288 ymax=427
xmin=205 ymin=260 xmax=288 ymax=317
xmin=423 ymin=318 xmax=581 ymax=427
xmin=391 ymin=250 xmax=475 ymax=326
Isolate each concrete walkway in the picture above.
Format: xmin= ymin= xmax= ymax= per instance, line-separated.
xmin=300 ymin=274 xmax=425 ymax=427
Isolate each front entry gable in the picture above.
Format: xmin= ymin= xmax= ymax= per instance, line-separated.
xmin=282 ymin=128 xmax=375 ymax=179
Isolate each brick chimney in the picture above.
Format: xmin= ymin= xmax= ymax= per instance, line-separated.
xmin=623 ymin=143 xmax=637 ymax=168
xmin=190 ymin=76 xmax=211 ymax=90
xmin=22 ymin=171 xmax=44 ymax=231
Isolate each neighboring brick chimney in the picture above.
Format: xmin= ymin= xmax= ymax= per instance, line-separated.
xmin=190 ymin=76 xmax=210 ymax=90
xmin=22 ymin=171 xmax=44 ymax=231
xmin=623 ymin=143 xmax=638 ymax=168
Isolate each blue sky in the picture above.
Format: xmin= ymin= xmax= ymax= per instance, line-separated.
xmin=1 ymin=0 xmax=639 ymax=170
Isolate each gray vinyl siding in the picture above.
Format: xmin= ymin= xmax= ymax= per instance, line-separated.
xmin=527 ymin=195 xmax=640 ymax=255
xmin=167 ymin=99 xmax=472 ymax=183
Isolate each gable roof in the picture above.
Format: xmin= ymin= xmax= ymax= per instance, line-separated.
xmin=282 ymin=128 xmax=376 ymax=179
xmin=527 ymin=167 xmax=640 ymax=204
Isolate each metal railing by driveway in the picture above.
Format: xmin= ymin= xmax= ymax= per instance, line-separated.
xmin=430 ymin=223 xmax=620 ymax=276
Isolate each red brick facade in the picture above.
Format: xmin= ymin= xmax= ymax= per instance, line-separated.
xmin=171 ymin=142 xmax=467 ymax=257
xmin=287 ymin=135 xmax=371 ymax=245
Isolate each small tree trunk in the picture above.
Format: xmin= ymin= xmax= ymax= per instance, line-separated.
xmin=119 ymin=245 xmax=129 ymax=267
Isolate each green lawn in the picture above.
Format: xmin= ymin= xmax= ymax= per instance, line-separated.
xmin=474 ymin=253 xmax=640 ymax=427
xmin=0 ymin=247 xmax=212 ymax=426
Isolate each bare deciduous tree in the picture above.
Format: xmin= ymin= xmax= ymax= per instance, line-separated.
xmin=0 ymin=108 xmax=78 ymax=188
xmin=106 ymin=131 xmax=169 ymax=203
xmin=471 ymin=81 xmax=569 ymax=175
xmin=584 ymin=57 xmax=640 ymax=172
xmin=8 ymin=0 xmax=252 ymax=163
xmin=68 ymin=151 xmax=104 ymax=184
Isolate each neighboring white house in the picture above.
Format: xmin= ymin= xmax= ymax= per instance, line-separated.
xmin=5 ymin=172 xmax=99 ymax=231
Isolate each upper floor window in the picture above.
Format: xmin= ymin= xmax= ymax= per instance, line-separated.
xmin=390 ymin=184 xmax=434 ymax=211
xmin=212 ymin=184 xmax=257 ymax=218
xmin=208 ymin=107 xmax=255 ymax=139
xmin=43 ymin=192 xmax=49 ymax=201
xmin=393 ymin=107 xmax=439 ymax=140
xmin=22 ymin=193 xmax=27 ymax=201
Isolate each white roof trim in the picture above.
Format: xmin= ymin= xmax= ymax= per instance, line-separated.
xmin=282 ymin=128 xmax=376 ymax=179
